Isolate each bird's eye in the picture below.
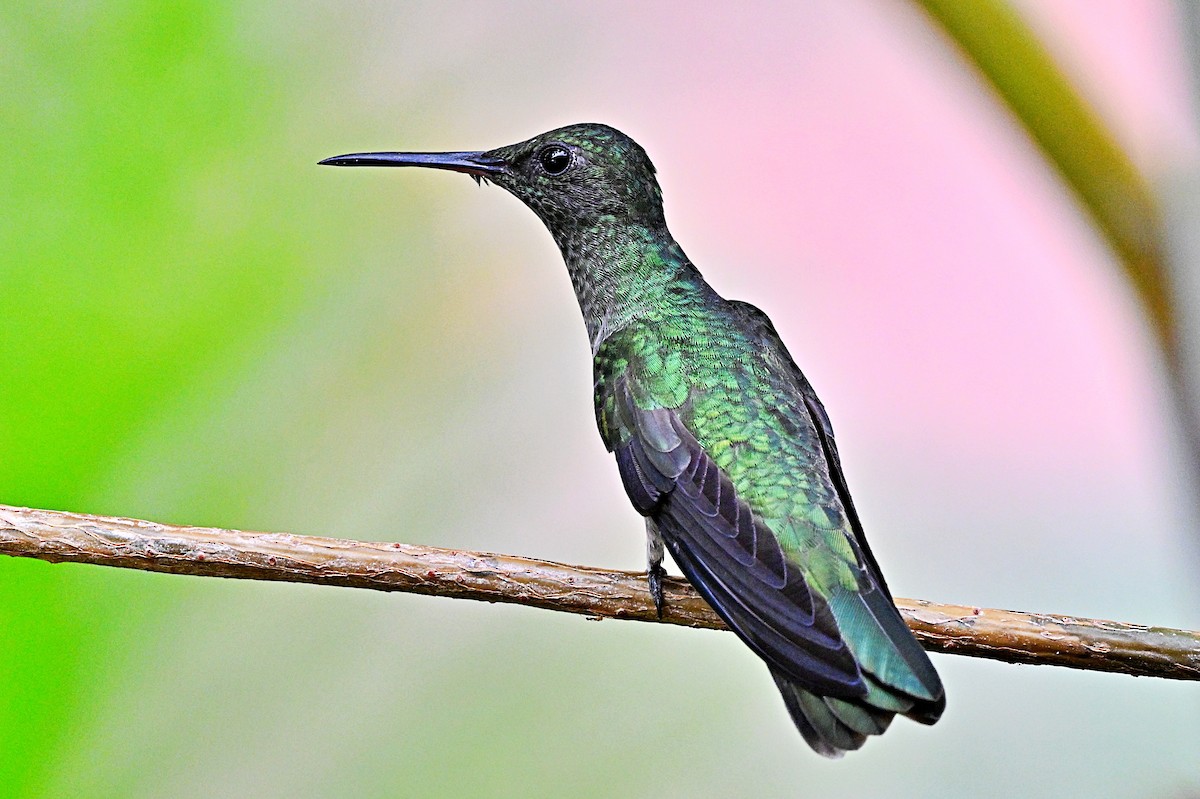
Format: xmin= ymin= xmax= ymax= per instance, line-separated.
xmin=538 ymin=145 xmax=572 ymax=175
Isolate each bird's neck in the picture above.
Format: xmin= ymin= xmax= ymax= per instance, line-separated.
xmin=552 ymin=220 xmax=706 ymax=352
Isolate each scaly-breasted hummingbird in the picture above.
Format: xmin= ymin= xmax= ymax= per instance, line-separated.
xmin=321 ymin=123 xmax=945 ymax=756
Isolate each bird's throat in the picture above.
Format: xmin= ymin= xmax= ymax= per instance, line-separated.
xmin=551 ymin=222 xmax=701 ymax=352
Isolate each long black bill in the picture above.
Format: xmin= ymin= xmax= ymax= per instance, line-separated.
xmin=318 ymin=150 xmax=506 ymax=177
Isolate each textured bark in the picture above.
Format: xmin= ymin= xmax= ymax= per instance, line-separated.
xmin=2 ymin=504 xmax=1197 ymax=681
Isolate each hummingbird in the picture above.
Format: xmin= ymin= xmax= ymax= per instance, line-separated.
xmin=321 ymin=123 xmax=945 ymax=756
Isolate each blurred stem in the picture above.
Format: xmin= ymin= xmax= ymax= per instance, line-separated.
xmin=914 ymin=0 xmax=1175 ymax=362
xmin=2 ymin=504 xmax=1198 ymax=681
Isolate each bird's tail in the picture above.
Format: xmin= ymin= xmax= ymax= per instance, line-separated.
xmin=771 ymin=669 xmax=942 ymax=758
xmin=772 ymin=584 xmax=946 ymax=757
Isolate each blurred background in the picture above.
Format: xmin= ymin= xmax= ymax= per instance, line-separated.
xmin=3 ymin=1 xmax=1199 ymax=796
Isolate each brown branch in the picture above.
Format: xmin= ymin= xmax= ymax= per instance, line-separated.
xmin=2 ymin=503 xmax=1197 ymax=681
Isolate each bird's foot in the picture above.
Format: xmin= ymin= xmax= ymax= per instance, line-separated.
xmin=648 ymin=563 xmax=667 ymax=619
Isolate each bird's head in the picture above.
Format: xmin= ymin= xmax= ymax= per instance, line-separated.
xmin=321 ymin=123 xmax=666 ymax=234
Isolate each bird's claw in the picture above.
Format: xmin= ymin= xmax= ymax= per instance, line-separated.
xmin=648 ymin=563 xmax=667 ymax=619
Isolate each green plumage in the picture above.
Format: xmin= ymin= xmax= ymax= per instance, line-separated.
xmin=596 ymin=284 xmax=860 ymax=598
xmin=322 ymin=122 xmax=945 ymax=756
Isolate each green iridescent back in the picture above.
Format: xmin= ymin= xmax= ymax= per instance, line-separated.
xmin=594 ymin=274 xmax=861 ymax=600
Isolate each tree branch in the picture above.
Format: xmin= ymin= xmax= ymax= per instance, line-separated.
xmin=2 ymin=503 xmax=1197 ymax=681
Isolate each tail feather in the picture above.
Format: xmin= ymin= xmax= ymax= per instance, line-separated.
xmin=861 ymin=677 xmax=917 ymax=714
xmin=770 ymin=586 xmax=946 ymax=756
xmin=829 ymin=587 xmax=942 ymax=703
xmin=772 ymin=666 xmax=942 ymax=758
xmin=772 ymin=671 xmax=863 ymax=758
xmin=824 ymin=696 xmax=893 ymax=737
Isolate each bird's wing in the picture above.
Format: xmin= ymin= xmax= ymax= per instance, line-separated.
xmin=726 ymin=301 xmax=944 ymax=711
xmin=596 ymin=358 xmax=865 ymax=697
xmin=594 ymin=311 xmax=942 ymax=706
xmin=727 ymin=301 xmax=893 ymax=597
